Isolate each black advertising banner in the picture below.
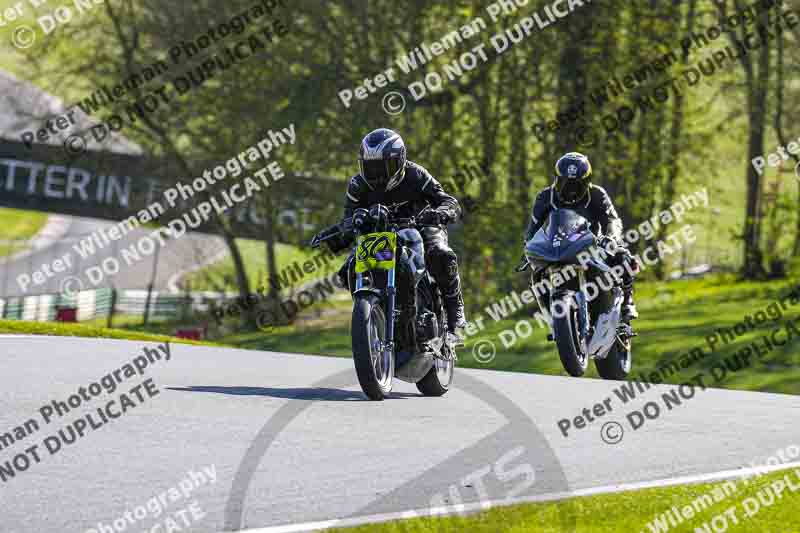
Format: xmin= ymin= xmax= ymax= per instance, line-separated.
xmin=0 ymin=139 xmax=343 ymax=242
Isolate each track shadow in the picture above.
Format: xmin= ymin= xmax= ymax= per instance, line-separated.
xmin=167 ymin=385 xmax=419 ymax=401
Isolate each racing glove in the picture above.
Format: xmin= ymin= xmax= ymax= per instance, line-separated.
xmin=418 ymin=207 xmax=456 ymax=226
xmin=596 ymin=235 xmax=620 ymax=254
xmin=351 ymin=208 xmax=370 ymax=229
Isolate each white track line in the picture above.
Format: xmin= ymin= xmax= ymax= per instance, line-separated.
xmin=0 ymin=335 xmax=56 ymax=339
xmin=231 ymin=461 xmax=800 ymax=533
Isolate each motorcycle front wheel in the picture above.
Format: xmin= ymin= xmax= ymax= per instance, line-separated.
xmin=552 ymin=295 xmax=589 ymax=377
xmin=352 ymin=294 xmax=394 ymax=400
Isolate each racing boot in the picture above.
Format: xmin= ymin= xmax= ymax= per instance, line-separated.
xmin=617 ymin=251 xmax=639 ymax=324
xmin=444 ymin=292 xmax=466 ymax=347
xmin=621 ymin=285 xmax=638 ymax=323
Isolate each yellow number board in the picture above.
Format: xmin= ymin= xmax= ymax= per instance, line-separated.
xmin=355 ymin=232 xmax=397 ymax=273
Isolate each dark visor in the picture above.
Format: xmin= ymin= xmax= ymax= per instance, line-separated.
xmin=361 ymin=158 xmax=402 ymax=187
xmin=361 ymin=160 xmax=388 ymax=183
xmin=555 ymin=176 xmax=587 ymax=203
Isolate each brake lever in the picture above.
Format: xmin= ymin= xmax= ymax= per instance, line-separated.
xmin=514 ymin=257 xmax=530 ymax=272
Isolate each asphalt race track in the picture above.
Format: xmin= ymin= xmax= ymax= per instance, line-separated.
xmin=1 ymin=336 xmax=799 ymax=533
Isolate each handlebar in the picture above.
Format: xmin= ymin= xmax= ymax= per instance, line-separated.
xmin=389 ymin=217 xmax=441 ymax=228
xmin=310 ymin=205 xmax=440 ymax=249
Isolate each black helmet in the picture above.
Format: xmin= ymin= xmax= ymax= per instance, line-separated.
xmin=554 ymin=152 xmax=592 ymax=205
xmin=358 ymin=128 xmax=407 ymax=191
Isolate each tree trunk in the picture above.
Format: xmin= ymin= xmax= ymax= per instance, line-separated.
xmin=103 ymin=0 xmax=255 ymax=316
xmin=773 ymin=25 xmax=800 ymax=256
xmin=655 ymin=0 xmax=695 ymax=277
xmin=715 ymin=0 xmax=768 ymax=278
xmin=742 ymin=52 xmax=769 ymax=279
xmin=264 ymin=195 xmax=280 ymax=300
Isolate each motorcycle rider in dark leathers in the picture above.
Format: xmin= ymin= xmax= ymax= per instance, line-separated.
xmin=335 ymin=128 xmax=467 ymax=341
xmin=524 ymin=152 xmax=639 ymax=323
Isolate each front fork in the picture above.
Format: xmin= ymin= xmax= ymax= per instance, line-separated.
xmin=533 ymin=266 xmax=590 ymax=342
xmin=575 ymin=269 xmax=590 ymax=343
xmin=385 ymin=268 xmax=396 ymax=355
xmin=355 ymin=268 xmax=397 ymax=359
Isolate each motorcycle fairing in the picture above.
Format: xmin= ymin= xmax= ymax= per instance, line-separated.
xmin=587 ymin=287 xmax=624 ymax=359
xmin=525 ymin=209 xmax=594 ymax=265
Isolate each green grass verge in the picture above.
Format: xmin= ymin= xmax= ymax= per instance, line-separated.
xmin=219 ymin=275 xmax=800 ymax=395
xmin=221 ymin=296 xmax=353 ymax=355
xmin=0 ymin=208 xmax=49 ymax=257
xmin=330 ymin=467 xmax=800 ymax=533
xmin=0 ymin=319 xmax=217 ymax=346
xmin=183 ymin=239 xmax=337 ymax=292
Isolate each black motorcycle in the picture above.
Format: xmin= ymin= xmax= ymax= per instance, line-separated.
xmin=517 ymin=208 xmax=633 ymax=379
xmin=311 ymin=204 xmax=455 ymax=400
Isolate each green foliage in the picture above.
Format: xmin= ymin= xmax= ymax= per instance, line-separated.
xmin=1 ymin=0 xmax=797 ymax=299
xmin=329 ymin=468 xmax=800 ymax=533
xmin=183 ymin=240 xmax=332 ymax=292
xmin=0 ymin=208 xmax=49 ymax=258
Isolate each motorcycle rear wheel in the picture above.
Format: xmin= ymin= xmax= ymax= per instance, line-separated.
xmin=416 ymin=349 xmax=453 ymax=396
xmin=352 ymin=294 xmax=394 ymax=400
xmin=595 ymin=338 xmax=631 ymax=380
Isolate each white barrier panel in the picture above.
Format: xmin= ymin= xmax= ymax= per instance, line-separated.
xmin=22 ymin=296 xmax=38 ymax=321
xmin=77 ymin=290 xmax=96 ymax=322
xmin=37 ymin=295 xmax=54 ymax=321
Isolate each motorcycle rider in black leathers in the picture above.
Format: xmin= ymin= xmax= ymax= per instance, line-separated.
xmin=336 ymin=128 xmax=467 ymax=341
xmin=524 ymin=152 xmax=639 ymax=323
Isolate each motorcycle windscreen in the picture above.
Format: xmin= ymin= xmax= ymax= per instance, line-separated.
xmin=525 ymin=209 xmax=594 ymax=263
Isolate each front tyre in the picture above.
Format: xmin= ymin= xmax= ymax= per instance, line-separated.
xmin=352 ymin=294 xmax=394 ymax=400
xmin=595 ymin=339 xmax=631 ymax=380
xmin=552 ymin=295 xmax=588 ymax=377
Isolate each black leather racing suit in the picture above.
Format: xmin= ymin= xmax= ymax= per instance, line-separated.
xmin=338 ymin=161 xmax=465 ymax=330
xmin=524 ymin=184 xmax=637 ymax=318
